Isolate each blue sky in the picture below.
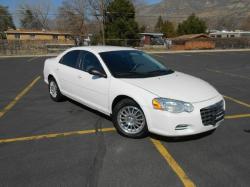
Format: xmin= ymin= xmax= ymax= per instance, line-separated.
xmin=1 ymin=0 xmax=161 ymax=27
xmin=1 ymin=0 xmax=161 ymax=10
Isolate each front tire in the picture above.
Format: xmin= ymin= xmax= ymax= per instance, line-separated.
xmin=48 ymin=78 xmax=64 ymax=102
xmin=112 ymin=98 xmax=148 ymax=138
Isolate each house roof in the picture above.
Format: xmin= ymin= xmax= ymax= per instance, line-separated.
xmin=173 ymin=34 xmax=210 ymax=40
xmin=4 ymin=29 xmax=71 ymax=35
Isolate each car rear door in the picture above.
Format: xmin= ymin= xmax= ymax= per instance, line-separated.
xmin=56 ymin=50 xmax=81 ymax=97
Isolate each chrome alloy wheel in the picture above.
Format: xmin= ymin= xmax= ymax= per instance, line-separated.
xmin=49 ymin=81 xmax=57 ymax=98
xmin=117 ymin=106 xmax=146 ymax=134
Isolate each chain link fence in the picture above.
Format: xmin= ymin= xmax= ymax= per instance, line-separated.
xmin=1 ymin=37 xmax=250 ymax=56
xmin=0 ymin=40 xmax=74 ymax=56
xmin=212 ymin=38 xmax=250 ymax=49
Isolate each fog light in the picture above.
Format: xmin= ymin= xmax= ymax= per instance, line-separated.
xmin=175 ymin=124 xmax=189 ymax=130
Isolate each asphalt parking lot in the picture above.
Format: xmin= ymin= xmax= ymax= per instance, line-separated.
xmin=0 ymin=51 xmax=249 ymax=187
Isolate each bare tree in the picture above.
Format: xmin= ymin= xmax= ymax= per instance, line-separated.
xmin=87 ymin=0 xmax=112 ymax=44
xmin=19 ymin=0 xmax=52 ymax=30
xmin=56 ymin=0 xmax=89 ymax=37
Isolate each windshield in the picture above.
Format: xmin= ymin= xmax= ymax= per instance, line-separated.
xmin=99 ymin=50 xmax=174 ymax=78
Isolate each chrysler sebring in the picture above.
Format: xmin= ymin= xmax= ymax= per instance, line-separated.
xmin=43 ymin=46 xmax=225 ymax=138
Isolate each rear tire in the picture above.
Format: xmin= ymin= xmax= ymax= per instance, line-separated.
xmin=112 ymin=98 xmax=148 ymax=138
xmin=48 ymin=78 xmax=64 ymax=102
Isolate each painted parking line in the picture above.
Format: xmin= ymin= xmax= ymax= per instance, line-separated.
xmin=0 ymin=127 xmax=116 ymax=144
xmin=1 ymin=113 xmax=249 ymax=185
xmin=180 ymin=54 xmax=192 ymax=57
xmin=207 ymin=68 xmax=250 ymax=80
xmin=201 ymin=53 xmax=217 ymax=56
xmin=152 ymin=54 xmax=165 ymax=59
xmin=223 ymin=95 xmax=250 ymax=108
xmin=225 ymin=113 xmax=250 ymax=119
xmin=151 ymin=138 xmax=195 ymax=187
xmin=27 ymin=57 xmax=40 ymax=62
xmin=1 ymin=111 xmax=249 ymax=144
xmin=0 ymin=76 xmax=41 ymax=119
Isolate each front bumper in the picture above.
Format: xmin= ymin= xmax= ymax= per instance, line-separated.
xmin=144 ymin=95 xmax=225 ymax=137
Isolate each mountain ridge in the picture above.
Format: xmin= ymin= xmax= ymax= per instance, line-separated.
xmin=136 ymin=0 xmax=250 ymax=30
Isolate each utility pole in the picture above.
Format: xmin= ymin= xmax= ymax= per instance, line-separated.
xmin=100 ymin=0 xmax=105 ymax=45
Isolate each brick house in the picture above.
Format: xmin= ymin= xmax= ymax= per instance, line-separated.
xmin=171 ymin=34 xmax=215 ymax=50
xmin=4 ymin=29 xmax=74 ymax=44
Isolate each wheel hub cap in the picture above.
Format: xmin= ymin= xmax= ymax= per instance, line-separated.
xmin=50 ymin=81 xmax=57 ymax=98
xmin=117 ymin=106 xmax=145 ymax=134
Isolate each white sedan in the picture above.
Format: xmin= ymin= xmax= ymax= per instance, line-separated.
xmin=43 ymin=46 xmax=225 ymax=138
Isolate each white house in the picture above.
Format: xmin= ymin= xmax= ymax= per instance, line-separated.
xmin=209 ymin=30 xmax=250 ymax=38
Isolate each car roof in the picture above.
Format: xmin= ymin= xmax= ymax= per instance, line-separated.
xmin=68 ymin=46 xmax=137 ymax=53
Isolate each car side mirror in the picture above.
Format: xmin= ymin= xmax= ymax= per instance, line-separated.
xmin=88 ymin=68 xmax=107 ymax=78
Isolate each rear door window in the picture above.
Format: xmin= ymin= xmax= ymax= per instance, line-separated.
xmin=60 ymin=50 xmax=80 ymax=68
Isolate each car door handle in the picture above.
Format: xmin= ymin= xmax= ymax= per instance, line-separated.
xmin=56 ymin=67 xmax=60 ymax=71
xmin=78 ymin=75 xmax=82 ymax=79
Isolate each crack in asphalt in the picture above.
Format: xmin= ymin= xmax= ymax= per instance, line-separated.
xmin=86 ymin=118 xmax=106 ymax=187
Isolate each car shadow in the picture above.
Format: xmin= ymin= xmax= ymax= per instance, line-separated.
xmin=149 ymin=129 xmax=216 ymax=142
xmin=65 ymin=97 xmax=216 ymax=142
xmin=66 ymin=98 xmax=111 ymax=121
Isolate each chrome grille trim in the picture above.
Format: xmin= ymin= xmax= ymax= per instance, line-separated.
xmin=200 ymin=100 xmax=225 ymax=126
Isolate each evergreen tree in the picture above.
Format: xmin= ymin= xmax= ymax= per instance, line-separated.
xmin=20 ymin=9 xmax=43 ymax=29
xmin=139 ymin=25 xmax=146 ymax=33
xmin=177 ymin=13 xmax=207 ymax=35
xmin=0 ymin=6 xmax=15 ymax=39
xmin=105 ymin=0 xmax=139 ymax=46
xmin=154 ymin=16 xmax=163 ymax=32
xmin=154 ymin=16 xmax=176 ymax=38
xmin=161 ymin=20 xmax=176 ymax=38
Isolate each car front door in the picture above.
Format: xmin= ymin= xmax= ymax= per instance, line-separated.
xmin=74 ymin=51 xmax=110 ymax=114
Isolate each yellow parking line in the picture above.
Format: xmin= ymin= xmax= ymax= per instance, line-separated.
xmin=0 ymin=127 xmax=116 ymax=144
xmin=27 ymin=57 xmax=39 ymax=62
xmin=153 ymin=54 xmax=163 ymax=57
xmin=0 ymin=76 xmax=41 ymax=119
xmin=152 ymin=54 xmax=165 ymax=59
xmin=223 ymin=95 xmax=250 ymax=108
xmin=207 ymin=69 xmax=250 ymax=80
xmin=150 ymin=138 xmax=195 ymax=187
xmin=225 ymin=113 xmax=250 ymax=119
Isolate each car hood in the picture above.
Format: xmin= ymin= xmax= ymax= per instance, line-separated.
xmin=121 ymin=71 xmax=220 ymax=103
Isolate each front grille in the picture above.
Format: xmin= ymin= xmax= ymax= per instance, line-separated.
xmin=200 ymin=100 xmax=225 ymax=126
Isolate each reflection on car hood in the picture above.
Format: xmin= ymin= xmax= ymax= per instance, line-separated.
xmin=121 ymin=71 xmax=220 ymax=103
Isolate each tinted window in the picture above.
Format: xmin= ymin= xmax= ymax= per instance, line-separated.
xmin=60 ymin=50 xmax=80 ymax=68
xmin=82 ymin=52 xmax=105 ymax=73
xmin=100 ymin=50 xmax=173 ymax=78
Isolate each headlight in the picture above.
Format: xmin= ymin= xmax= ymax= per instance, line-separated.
xmin=152 ymin=98 xmax=194 ymax=113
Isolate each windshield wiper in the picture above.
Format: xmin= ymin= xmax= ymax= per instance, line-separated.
xmin=115 ymin=72 xmax=147 ymax=78
xmin=148 ymin=70 xmax=167 ymax=74
xmin=147 ymin=69 xmax=174 ymax=76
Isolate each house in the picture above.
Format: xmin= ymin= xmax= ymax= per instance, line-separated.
xmin=4 ymin=29 xmax=74 ymax=43
xmin=171 ymin=34 xmax=215 ymax=50
xmin=209 ymin=30 xmax=250 ymax=38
